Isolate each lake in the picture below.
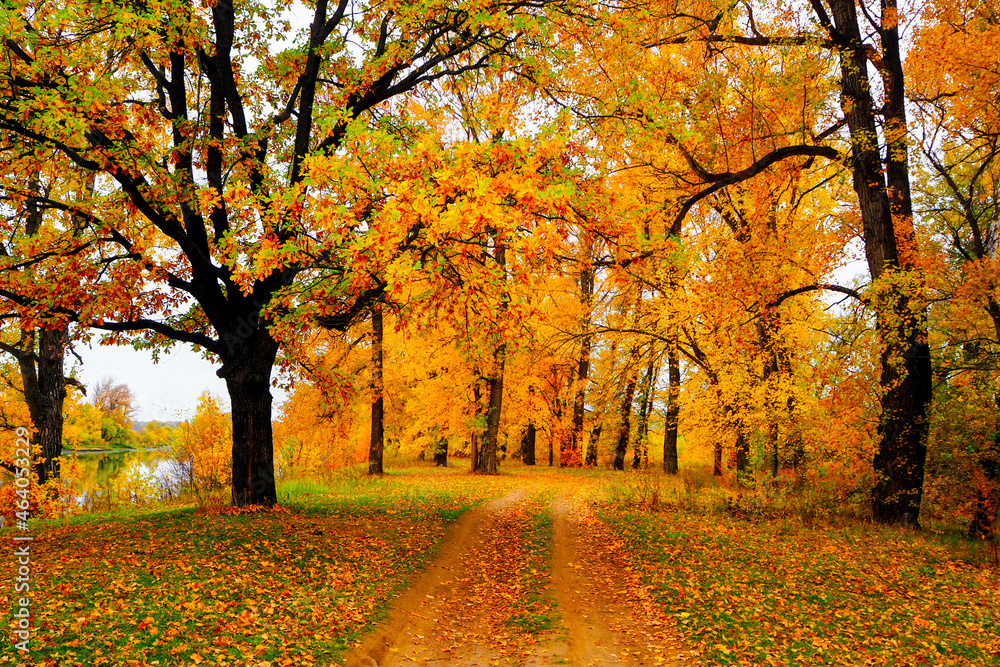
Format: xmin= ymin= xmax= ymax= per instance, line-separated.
xmin=64 ymin=448 xmax=179 ymax=504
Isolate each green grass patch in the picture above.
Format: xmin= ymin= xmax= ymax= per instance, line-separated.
xmin=507 ymin=500 xmax=557 ymax=636
xmin=598 ymin=503 xmax=1000 ymax=666
xmin=1 ymin=466 xmax=530 ymax=666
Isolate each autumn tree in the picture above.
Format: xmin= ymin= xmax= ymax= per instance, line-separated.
xmin=0 ymin=162 xmax=95 ymax=483
xmin=0 ymin=0 xmax=565 ymax=504
xmin=171 ymin=392 xmax=232 ymax=500
xmin=910 ymin=0 xmax=1000 ymax=537
xmin=92 ymin=377 xmax=136 ymax=424
xmin=543 ymin=0 xmax=934 ymax=524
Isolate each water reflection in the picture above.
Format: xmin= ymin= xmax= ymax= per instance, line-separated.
xmin=67 ymin=449 xmax=178 ymax=504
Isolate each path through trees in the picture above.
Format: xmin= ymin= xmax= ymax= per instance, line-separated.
xmin=346 ymin=477 xmax=697 ymax=666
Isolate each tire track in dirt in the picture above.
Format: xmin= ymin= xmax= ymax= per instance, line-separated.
xmin=550 ymin=491 xmax=699 ymax=666
xmin=345 ymin=480 xmax=698 ymax=666
xmin=345 ymin=486 xmax=550 ymax=666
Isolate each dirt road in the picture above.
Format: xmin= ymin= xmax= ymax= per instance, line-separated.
xmin=345 ymin=483 xmax=698 ymax=666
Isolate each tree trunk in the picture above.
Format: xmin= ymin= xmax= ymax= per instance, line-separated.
xmin=827 ymin=0 xmax=932 ymax=527
xmin=477 ymin=233 xmax=506 ymax=475
xmin=632 ymin=355 xmax=656 ymax=469
xmin=434 ymin=439 xmax=448 ymax=466
xmin=222 ymin=332 xmax=279 ymax=507
xmin=871 ymin=319 xmax=932 ymax=526
xmin=368 ymin=304 xmax=384 ymax=475
xmin=586 ymin=423 xmax=600 ymax=466
xmin=15 ymin=328 xmax=70 ymax=485
xmin=663 ymin=344 xmax=680 ymax=475
xmin=757 ymin=318 xmax=783 ymax=479
xmin=969 ymin=457 xmax=999 ymax=541
xmin=735 ymin=430 xmax=750 ymax=485
xmin=770 ymin=422 xmax=779 ymax=477
xmin=713 ymin=443 xmax=723 ymax=477
xmin=970 ymin=395 xmax=1000 ymax=540
xmin=613 ymin=374 xmax=637 ymax=471
xmin=470 ymin=380 xmax=482 ymax=472
xmin=521 ymin=423 xmax=536 ymax=465
xmin=569 ymin=263 xmax=594 ymax=467
xmin=9 ymin=175 xmax=73 ymax=485
xmin=478 ymin=352 xmax=505 ymax=474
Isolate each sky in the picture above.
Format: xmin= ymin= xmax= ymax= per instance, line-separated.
xmin=72 ymin=342 xmax=287 ymax=422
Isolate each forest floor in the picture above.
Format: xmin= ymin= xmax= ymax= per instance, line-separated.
xmin=2 ymin=463 xmax=999 ymax=666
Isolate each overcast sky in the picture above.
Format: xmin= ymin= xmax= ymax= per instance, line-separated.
xmin=72 ymin=342 xmax=287 ymax=422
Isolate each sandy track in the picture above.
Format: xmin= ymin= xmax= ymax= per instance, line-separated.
xmin=345 ymin=487 xmax=536 ymax=666
xmin=344 ymin=483 xmax=697 ymax=666
xmin=549 ymin=493 xmax=698 ymax=666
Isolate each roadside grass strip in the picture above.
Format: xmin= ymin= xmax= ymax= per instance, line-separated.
xmin=601 ymin=506 xmax=1000 ymax=666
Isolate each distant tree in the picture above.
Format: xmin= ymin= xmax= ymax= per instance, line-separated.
xmin=170 ymin=392 xmax=231 ymax=500
xmin=92 ymin=377 xmax=135 ymax=425
xmin=138 ymin=421 xmax=179 ymax=450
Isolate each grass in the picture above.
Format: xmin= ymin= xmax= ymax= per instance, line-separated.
xmin=595 ymin=472 xmax=1000 ymax=666
xmin=7 ymin=462 xmax=1000 ymax=666
xmin=507 ymin=499 xmax=557 ymax=636
xmin=0 ymin=464 xmax=530 ymax=667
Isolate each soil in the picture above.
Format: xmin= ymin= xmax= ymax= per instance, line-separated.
xmin=344 ymin=482 xmax=699 ymax=666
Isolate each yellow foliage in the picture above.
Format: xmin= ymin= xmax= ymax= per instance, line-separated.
xmin=170 ymin=392 xmax=231 ymax=501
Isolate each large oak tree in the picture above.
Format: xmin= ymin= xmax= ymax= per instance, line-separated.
xmin=0 ymin=0 xmax=557 ymax=504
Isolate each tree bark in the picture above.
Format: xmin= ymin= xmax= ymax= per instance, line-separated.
xmin=586 ymin=423 xmax=600 ymax=466
xmin=479 ymin=353 xmax=505 ymax=474
xmin=521 ymin=422 xmax=536 ymax=465
xmin=569 ymin=263 xmax=594 ymax=467
xmin=632 ymin=354 xmax=656 ymax=469
xmin=368 ymin=304 xmax=384 ymax=476
xmin=663 ymin=343 xmax=680 ymax=475
xmin=13 ymin=328 xmax=71 ymax=485
xmin=826 ymin=0 xmax=933 ymax=526
xmin=221 ymin=329 xmax=279 ymax=506
xmin=613 ymin=373 xmax=637 ymax=471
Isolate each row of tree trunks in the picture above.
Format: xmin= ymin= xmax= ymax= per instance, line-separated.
xmin=631 ymin=353 xmax=657 ymax=469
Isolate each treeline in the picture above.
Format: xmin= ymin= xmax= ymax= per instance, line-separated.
xmin=0 ymin=0 xmax=997 ymax=536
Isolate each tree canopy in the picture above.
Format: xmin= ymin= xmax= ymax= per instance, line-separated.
xmin=1 ymin=0 xmax=999 ymax=533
